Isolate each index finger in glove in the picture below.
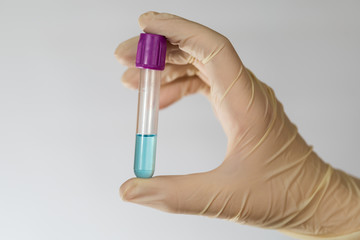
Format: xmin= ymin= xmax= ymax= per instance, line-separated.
xmin=139 ymin=12 xmax=234 ymax=65
xmin=138 ymin=12 xmax=249 ymax=102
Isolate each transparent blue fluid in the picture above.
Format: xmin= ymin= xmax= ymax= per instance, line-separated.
xmin=134 ymin=134 xmax=157 ymax=178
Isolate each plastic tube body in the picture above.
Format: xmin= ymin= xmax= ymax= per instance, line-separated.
xmin=134 ymin=68 xmax=161 ymax=178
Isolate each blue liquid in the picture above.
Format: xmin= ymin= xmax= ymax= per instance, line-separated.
xmin=134 ymin=134 xmax=157 ymax=178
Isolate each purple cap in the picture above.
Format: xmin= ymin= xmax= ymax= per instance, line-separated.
xmin=136 ymin=33 xmax=167 ymax=71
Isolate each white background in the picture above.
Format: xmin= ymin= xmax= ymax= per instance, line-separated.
xmin=1 ymin=0 xmax=359 ymax=239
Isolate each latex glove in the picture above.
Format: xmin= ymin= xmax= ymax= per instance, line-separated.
xmin=115 ymin=12 xmax=360 ymax=239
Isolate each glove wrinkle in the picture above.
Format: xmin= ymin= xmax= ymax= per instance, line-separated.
xmin=201 ymin=40 xmax=227 ymax=64
xmin=245 ymin=69 xmax=256 ymax=112
xmin=219 ymin=65 xmax=244 ymax=105
xmin=200 ymin=190 xmax=221 ymax=216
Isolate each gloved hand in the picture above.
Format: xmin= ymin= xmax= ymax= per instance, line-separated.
xmin=115 ymin=12 xmax=360 ymax=239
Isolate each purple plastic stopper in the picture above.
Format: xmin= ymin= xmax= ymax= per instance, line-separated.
xmin=136 ymin=33 xmax=167 ymax=71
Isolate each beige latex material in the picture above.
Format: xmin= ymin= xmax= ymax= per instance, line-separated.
xmin=115 ymin=12 xmax=360 ymax=239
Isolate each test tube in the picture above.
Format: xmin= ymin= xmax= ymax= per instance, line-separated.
xmin=134 ymin=33 xmax=167 ymax=178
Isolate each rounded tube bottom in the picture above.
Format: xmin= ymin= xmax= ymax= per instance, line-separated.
xmin=134 ymin=170 xmax=154 ymax=178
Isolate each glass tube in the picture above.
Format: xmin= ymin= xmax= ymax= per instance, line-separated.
xmin=134 ymin=68 xmax=161 ymax=178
